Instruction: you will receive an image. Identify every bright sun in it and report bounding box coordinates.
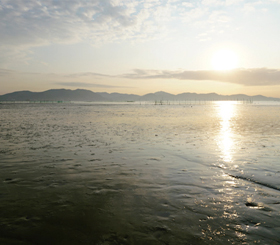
[212,49,238,70]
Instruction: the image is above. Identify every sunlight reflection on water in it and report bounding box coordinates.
[215,101,238,163]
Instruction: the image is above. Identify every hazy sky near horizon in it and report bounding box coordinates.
[1,0,280,97]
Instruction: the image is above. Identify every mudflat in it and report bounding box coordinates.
[0,102,280,244]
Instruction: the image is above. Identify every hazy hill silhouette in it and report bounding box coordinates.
[0,89,104,101]
[0,89,279,102]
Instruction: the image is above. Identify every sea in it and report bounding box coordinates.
[0,101,279,244]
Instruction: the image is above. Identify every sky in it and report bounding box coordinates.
[1,0,280,97]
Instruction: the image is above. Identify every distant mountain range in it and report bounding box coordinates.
[0,89,279,102]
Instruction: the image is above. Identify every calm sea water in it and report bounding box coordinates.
[0,101,280,244]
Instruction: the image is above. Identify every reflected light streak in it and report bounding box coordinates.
[215,101,237,163]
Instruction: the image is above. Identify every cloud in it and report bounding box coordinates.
[208,11,231,23]
[63,72,113,78]
[2,67,280,91]
[182,2,194,8]
[0,0,277,68]
[0,0,178,64]
[202,0,243,6]
[0,68,16,76]
[181,7,206,23]
[55,82,131,88]
[0,0,173,48]
[0,0,273,50]
[0,68,133,91]
[122,68,280,86]
[0,0,252,49]
[201,0,223,6]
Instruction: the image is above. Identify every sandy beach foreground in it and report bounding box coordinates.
[0,102,280,244]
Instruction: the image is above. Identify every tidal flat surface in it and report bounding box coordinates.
[0,101,280,244]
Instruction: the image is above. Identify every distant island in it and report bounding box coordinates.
[0,89,279,102]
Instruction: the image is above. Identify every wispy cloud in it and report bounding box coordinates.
[63,72,113,78]
[2,67,280,87]
[122,68,280,86]
[0,68,16,76]
[55,82,131,88]
[0,68,132,90]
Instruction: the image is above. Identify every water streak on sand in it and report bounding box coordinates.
[228,174,280,192]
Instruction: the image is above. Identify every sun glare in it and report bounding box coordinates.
[212,49,238,70]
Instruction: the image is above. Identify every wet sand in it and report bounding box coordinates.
[0,102,280,244]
